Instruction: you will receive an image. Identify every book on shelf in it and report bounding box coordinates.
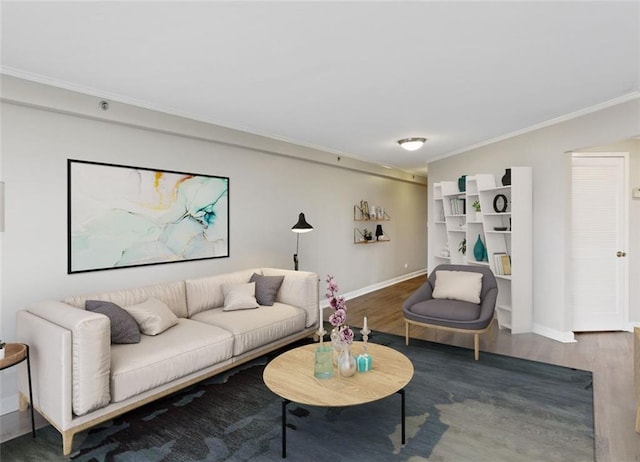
[492,253,511,275]
[449,198,466,215]
[501,255,512,275]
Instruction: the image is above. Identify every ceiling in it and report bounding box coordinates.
[1,1,638,176]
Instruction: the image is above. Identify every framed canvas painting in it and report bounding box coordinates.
[68,159,229,273]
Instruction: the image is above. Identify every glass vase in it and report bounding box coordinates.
[330,328,342,365]
[337,345,356,378]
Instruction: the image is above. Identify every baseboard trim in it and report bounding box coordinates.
[533,323,576,343]
[320,269,427,309]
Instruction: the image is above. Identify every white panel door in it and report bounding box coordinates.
[571,154,627,331]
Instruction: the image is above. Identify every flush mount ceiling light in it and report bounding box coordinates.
[397,137,427,151]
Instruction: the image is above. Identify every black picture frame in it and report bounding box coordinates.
[68,159,229,273]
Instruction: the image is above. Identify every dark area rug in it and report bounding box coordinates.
[1,332,594,461]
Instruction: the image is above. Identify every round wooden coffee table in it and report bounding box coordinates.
[263,341,414,458]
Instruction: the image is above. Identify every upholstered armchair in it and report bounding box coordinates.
[403,264,498,360]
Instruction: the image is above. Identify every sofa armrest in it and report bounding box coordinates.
[20,301,111,417]
[17,310,74,430]
[261,268,320,328]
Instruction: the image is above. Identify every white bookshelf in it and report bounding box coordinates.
[428,167,533,333]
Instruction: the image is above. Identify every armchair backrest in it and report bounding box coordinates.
[428,264,497,301]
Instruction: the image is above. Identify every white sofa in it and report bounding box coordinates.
[16,267,319,455]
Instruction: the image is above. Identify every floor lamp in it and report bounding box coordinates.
[291,212,313,270]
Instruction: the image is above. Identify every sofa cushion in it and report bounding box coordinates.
[123,297,179,336]
[432,270,483,304]
[222,282,259,311]
[85,300,141,344]
[185,269,260,317]
[64,280,189,318]
[250,273,284,306]
[110,318,234,402]
[190,303,306,356]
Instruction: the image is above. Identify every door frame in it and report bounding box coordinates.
[570,152,630,331]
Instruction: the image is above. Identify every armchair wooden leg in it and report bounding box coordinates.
[474,334,479,361]
[636,406,640,433]
[405,321,410,345]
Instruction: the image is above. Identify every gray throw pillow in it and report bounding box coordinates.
[250,273,285,306]
[86,300,141,344]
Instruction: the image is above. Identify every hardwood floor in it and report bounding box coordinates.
[2,275,638,461]
[340,275,640,462]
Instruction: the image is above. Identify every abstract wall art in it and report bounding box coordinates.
[68,159,229,273]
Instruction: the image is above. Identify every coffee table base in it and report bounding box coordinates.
[279,388,407,459]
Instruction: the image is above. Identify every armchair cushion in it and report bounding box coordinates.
[409,299,481,322]
[432,270,483,304]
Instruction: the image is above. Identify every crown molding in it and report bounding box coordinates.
[428,91,640,163]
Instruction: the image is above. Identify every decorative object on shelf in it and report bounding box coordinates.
[375,224,384,240]
[458,175,467,192]
[473,234,487,262]
[354,203,389,221]
[356,317,372,372]
[291,212,314,270]
[493,227,508,231]
[493,194,508,213]
[326,275,354,370]
[363,228,373,240]
[397,137,427,151]
[441,243,450,258]
[359,200,370,219]
[458,238,466,255]
[472,200,482,221]
[0,340,5,359]
[501,168,512,186]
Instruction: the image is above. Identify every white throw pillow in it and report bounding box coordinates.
[123,297,179,335]
[432,270,483,304]
[222,282,259,311]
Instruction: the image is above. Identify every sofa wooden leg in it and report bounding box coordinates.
[636,406,640,433]
[405,322,410,345]
[474,334,479,361]
[63,431,74,456]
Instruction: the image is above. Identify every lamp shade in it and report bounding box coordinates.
[397,137,427,151]
[291,212,313,233]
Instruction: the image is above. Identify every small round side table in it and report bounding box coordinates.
[0,343,35,438]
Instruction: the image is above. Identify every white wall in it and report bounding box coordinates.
[427,98,640,342]
[0,77,427,413]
